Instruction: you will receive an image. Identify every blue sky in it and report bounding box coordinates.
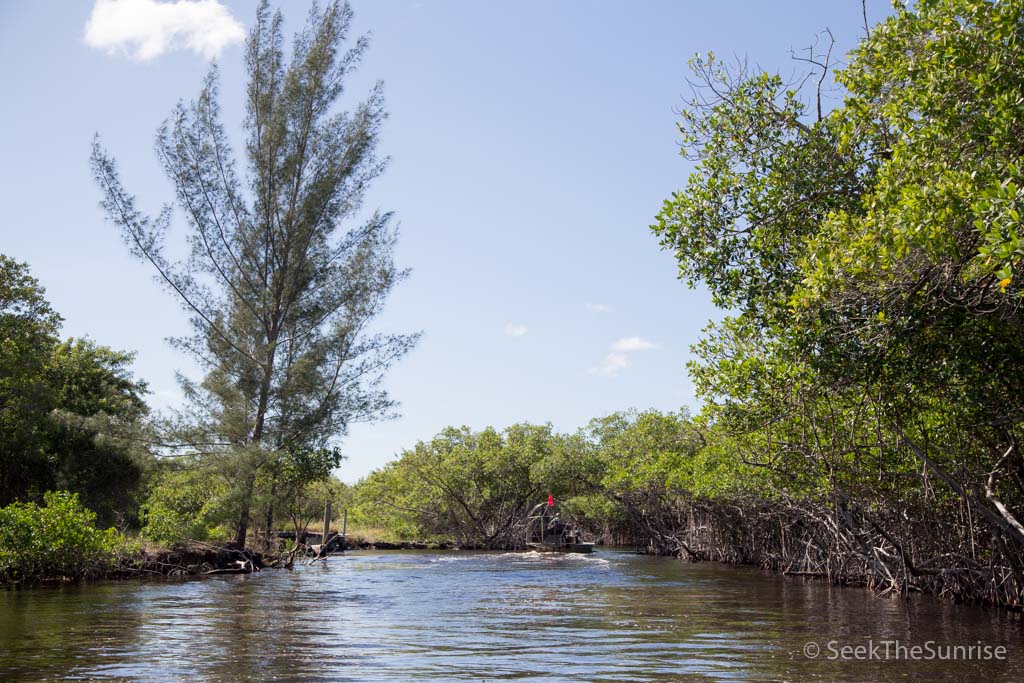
[0,0,888,481]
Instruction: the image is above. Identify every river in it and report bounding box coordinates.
[0,549,1020,681]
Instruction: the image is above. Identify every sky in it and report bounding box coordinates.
[0,0,889,482]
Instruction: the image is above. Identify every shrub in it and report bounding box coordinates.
[0,491,121,582]
[141,469,228,545]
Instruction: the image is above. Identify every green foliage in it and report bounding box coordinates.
[259,446,344,534]
[352,424,584,546]
[557,494,620,527]
[651,53,868,323]
[788,1,1024,415]
[141,468,229,545]
[592,410,699,493]
[0,256,151,526]
[0,491,121,582]
[46,339,151,527]
[0,256,62,503]
[351,413,708,546]
[349,462,429,539]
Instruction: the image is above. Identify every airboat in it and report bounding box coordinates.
[522,498,595,553]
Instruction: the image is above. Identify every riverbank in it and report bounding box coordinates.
[630,501,1024,613]
[112,543,267,579]
[0,536,464,586]
[0,543,271,586]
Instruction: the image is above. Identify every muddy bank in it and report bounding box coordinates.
[0,544,272,587]
[117,537,457,579]
[113,543,267,578]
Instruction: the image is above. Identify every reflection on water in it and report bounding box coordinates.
[0,550,1020,681]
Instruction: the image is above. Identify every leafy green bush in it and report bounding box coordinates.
[0,491,121,582]
[141,469,228,545]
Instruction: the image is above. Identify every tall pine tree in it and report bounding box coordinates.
[92,1,418,546]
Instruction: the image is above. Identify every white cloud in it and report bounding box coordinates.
[505,323,528,337]
[610,336,658,352]
[589,352,630,377]
[590,336,658,377]
[84,0,245,61]
[586,303,611,313]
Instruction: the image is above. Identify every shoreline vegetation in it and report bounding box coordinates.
[4,0,1024,619]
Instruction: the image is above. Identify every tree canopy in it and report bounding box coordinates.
[0,256,150,526]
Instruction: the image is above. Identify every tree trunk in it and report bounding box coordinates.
[233,339,278,550]
[234,351,277,549]
[264,480,277,546]
[233,475,256,547]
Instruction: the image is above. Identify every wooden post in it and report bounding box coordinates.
[341,509,348,552]
[323,499,332,544]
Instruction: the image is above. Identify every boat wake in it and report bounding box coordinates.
[496,550,610,565]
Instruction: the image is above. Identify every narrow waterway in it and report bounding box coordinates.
[0,550,1020,681]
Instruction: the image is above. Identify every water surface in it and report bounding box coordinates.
[1,550,1020,681]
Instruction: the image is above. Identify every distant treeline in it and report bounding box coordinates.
[345,412,704,552]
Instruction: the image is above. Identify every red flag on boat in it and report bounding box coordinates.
[547,494,554,506]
